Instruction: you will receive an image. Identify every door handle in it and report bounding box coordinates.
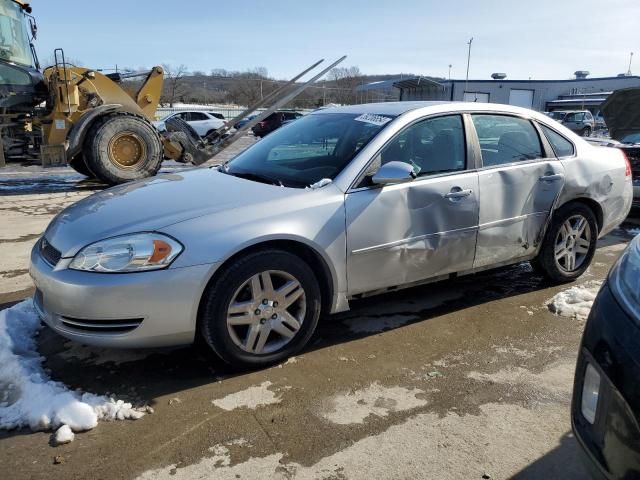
[539,173,564,182]
[444,188,473,200]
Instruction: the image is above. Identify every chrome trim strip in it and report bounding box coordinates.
[351,211,549,255]
[478,211,548,230]
[351,225,478,255]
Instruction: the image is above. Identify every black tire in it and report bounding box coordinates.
[535,202,598,283]
[581,126,592,137]
[199,249,321,368]
[68,154,94,177]
[84,113,162,184]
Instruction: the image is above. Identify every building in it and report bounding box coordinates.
[393,74,640,113]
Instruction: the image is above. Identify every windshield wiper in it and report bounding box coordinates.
[224,170,284,187]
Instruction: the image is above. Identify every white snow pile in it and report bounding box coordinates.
[0,300,145,440]
[308,178,332,189]
[547,281,602,321]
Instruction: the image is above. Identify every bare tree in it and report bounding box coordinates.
[161,64,188,107]
[326,66,363,105]
[226,67,273,106]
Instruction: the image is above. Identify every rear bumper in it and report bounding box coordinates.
[571,282,640,479]
[29,243,218,348]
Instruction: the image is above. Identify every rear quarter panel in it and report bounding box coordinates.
[558,142,632,236]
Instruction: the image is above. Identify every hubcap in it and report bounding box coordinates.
[554,215,591,272]
[226,270,306,354]
[107,131,146,169]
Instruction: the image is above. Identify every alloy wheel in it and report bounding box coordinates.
[554,214,591,272]
[226,270,306,354]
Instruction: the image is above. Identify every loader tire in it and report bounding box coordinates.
[84,113,162,184]
[68,155,93,178]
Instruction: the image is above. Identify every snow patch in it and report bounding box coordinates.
[547,281,602,321]
[212,381,281,411]
[308,178,332,189]
[0,301,145,433]
[321,382,427,425]
[53,424,74,445]
[627,227,640,236]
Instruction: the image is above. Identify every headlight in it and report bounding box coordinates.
[69,233,183,273]
[609,234,640,318]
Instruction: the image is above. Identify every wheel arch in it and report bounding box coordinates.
[67,104,158,160]
[196,238,337,326]
[558,197,604,234]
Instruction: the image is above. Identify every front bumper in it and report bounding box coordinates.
[29,242,218,348]
[572,281,640,479]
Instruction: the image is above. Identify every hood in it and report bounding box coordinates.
[45,168,298,257]
[600,88,640,142]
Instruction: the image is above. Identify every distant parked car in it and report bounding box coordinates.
[572,233,640,479]
[546,110,595,136]
[252,111,303,137]
[234,114,258,131]
[154,111,225,137]
[31,102,632,368]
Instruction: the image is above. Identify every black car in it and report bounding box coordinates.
[572,233,640,479]
[251,111,302,137]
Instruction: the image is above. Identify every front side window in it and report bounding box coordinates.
[472,114,543,167]
[376,115,466,177]
[189,112,208,121]
[226,112,394,188]
[540,124,575,157]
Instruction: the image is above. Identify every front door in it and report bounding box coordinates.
[345,114,479,295]
[470,113,566,268]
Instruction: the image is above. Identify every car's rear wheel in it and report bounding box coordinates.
[581,126,592,137]
[534,202,598,282]
[199,249,321,368]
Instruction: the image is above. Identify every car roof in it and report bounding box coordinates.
[310,101,552,119]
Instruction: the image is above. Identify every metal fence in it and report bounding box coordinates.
[155,105,311,120]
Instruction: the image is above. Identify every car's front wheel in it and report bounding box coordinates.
[581,126,592,137]
[534,202,598,282]
[199,249,321,368]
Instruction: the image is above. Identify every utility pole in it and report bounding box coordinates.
[627,52,634,76]
[448,64,452,81]
[465,37,473,97]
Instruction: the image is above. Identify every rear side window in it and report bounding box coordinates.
[471,114,543,167]
[540,124,575,157]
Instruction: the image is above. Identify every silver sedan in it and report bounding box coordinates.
[30,102,633,367]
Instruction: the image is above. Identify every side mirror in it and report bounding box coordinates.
[371,161,417,186]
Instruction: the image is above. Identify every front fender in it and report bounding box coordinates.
[66,104,122,158]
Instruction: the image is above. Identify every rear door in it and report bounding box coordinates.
[563,112,584,133]
[470,113,565,268]
[345,114,479,294]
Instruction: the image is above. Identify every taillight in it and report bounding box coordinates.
[622,150,632,177]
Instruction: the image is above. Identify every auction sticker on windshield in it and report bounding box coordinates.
[353,113,393,126]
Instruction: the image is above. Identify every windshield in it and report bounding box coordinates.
[0,1,32,66]
[225,112,395,187]
[547,111,566,121]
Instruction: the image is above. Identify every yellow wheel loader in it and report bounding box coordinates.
[0,0,344,184]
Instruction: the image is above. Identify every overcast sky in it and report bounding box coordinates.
[32,0,639,80]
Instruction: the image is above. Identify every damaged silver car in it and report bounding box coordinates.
[30,102,633,367]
